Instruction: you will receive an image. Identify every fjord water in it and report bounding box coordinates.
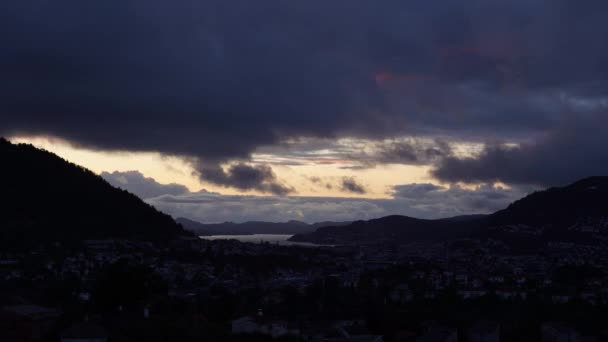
[199,234,322,247]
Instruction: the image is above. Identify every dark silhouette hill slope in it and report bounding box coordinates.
[289,215,485,244]
[0,138,191,246]
[488,176,608,227]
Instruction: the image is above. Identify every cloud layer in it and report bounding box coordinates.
[148,183,528,223]
[101,171,189,199]
[101,171,529,223]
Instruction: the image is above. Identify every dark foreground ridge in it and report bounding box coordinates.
[0,138,191,247]
[290,176,608,245]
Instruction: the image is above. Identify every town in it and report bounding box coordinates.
[2,230,607,341]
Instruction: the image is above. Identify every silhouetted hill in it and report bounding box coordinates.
[0,138,191,247]
[177,217,351,236]
[488,176,608,227]
[290,177,608,245]
[289,215,483,245]
[476,176,608,249]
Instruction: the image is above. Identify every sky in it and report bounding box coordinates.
[2,0,608,223]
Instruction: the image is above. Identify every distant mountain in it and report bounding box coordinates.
[290,177,608,245]
[0,138,191,247]
[177,217,351,236]
[175,217,221,236]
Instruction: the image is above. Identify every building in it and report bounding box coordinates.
[231,315,300,338]
[61,321,108,342]
[312,321,383,342]
[417,323,457,342]
[468,321,500,342]
[541,322,581,342]
[0,304,60,341]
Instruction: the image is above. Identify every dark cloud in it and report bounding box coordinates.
[432,115,608,187]
[101,170,189,199]
[260,137,455,170]
[2,0,608,185]
[0,3,604,141]
[340,177,366,194]
[195,162,293,196]
[0,0,379,160]
[377,140,452,164]
[309,176,322,184]
[308,176,333,190]
[345,139,453,169]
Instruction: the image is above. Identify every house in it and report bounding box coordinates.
[83,239,118,252]
[389,284,413,304]
[551,295,572,304]
[468,321,500,342]
[458,289,487,299]
[495,289,527,300]
[416,328,457,342]
[311,321,383,342]
[231,315,300,338]
[541,322,581,342]
[61,321,108,342]
[0,304,60,341]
